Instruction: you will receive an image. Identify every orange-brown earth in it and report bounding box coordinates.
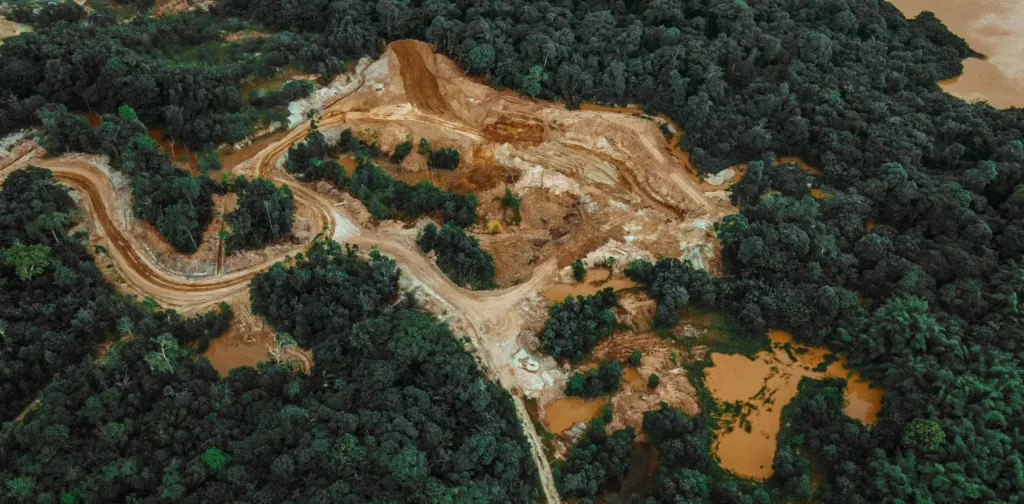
[1,40,744,503]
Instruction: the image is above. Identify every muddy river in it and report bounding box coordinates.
[703,330,882,480]
[541,268,637,303]
[891,0,1024,108]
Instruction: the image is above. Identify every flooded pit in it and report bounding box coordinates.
[542,396,608,433]
[201,336,269,376]
[542,268,637,303]
[891,0,1024,108]
[703,330,882,480]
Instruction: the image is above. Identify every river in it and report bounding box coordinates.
[890,0,1024,108]
[703,330,883,480]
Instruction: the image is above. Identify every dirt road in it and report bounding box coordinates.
[0,40,740,504]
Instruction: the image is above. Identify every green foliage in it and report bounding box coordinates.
[554,417,634,501]
[225,176,294,253]
[0,236,541,502]
[201,447,229,471]
[572,259,587,282]
[540,287,618,361]
[495,188,522,223]
[903,418,946,452]
[648,373,660,388]
[285,128,479,227]
[250,238,399,347]
[417,223,495,290]
[390,138,413,163]
[627,258,717,328]
[0,168,231,421]
[565,360,622,397]
[248,79,315,108]
[417,137,431,156]
[427,146,460,170]
[2,242,53,280]
[628,350,642,367]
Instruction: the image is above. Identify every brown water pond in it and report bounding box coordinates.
[703,330,883,480]
[542,396,608,433]
[201,337,269,376]
[891,0,1024,108]
[542,268,637,303]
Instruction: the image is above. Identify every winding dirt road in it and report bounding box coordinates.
[0,40,736,504]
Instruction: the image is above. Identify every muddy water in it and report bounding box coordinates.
[201,337,269,376]
[891,0,1024,108]
[703,330,882,480]
[542,268,637,303]
[623,366,645,390]
[542,396,607,433]
[338,153,358,176]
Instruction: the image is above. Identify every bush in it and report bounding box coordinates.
[565,360,622,397]
[572,259,587,282]
[428,147,461,170]
[648,373,660,388]
[391,139,412,162]
[628,350,642,367]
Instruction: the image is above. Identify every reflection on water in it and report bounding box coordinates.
[891,0,1024,108]
[603,442,657,504]
[542,268,637,303]
[542,396,607,433]
[703,330,883,480]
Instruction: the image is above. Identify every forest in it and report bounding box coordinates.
[285,124,479,227]
[416,222,495,290]
[1,234,541,503]
[2,0,1024,501]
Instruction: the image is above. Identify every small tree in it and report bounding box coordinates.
[202,447,230,471]
[628,350,642,367]
[648,373,660,388]
[428,147,460,170]
[418,137,431,156]
[903,418,945,452]
[2,242,53,280]
[572,259,587,282]
[391,138,413,163]
[495,188,522,223]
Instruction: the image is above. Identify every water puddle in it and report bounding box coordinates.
[891,0,1024,108]
[201,337,269,376]
[623,366,645,390]
[703,330,882,480]
[542,268,637,303]
[339,153,358,176]
[542,396,608,433]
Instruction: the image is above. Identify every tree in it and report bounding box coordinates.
[417,223,495,290]
[2,242,52,280]
[903,419,945,452]
[572,259,587,282]
[225,177,294,252]
[540,288,618,361]
[565,360,622,397]
[648,373,660,388]
[628,350,642,367]
[522,65,546,98]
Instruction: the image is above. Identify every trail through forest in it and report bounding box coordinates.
[0,40,740,504]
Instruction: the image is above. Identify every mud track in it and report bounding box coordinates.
[1,40,739,504]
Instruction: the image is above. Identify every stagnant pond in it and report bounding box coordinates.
[891,0,1024,108]
[703,330,883,480]
[541,268,637,303]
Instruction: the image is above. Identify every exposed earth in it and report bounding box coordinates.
[0,39,738,503]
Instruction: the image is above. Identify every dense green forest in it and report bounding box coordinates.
[0,168,231,422]
[0,1,346,148]
[4,0,1024,501]
[1,236,540,502]
[416,222,496,290]
[540,287,618,361]
[224,176,294,253]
